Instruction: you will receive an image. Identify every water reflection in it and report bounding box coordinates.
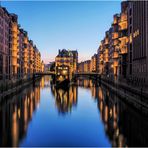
[0,80,41,147]
[77,78,148,147]
[77,78,123,146]
[0,76,147,147]
[50,81,78,114]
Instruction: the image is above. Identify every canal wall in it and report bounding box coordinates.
[100,76,148,114]
[0,76,41,100]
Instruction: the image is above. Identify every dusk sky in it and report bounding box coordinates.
[2,1,121,64]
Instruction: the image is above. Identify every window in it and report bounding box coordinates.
[130,18,132,25]
[5,56,8,74]
[0,54,3,74]
[130,26,132,33]
[130,52,132,63]
[130,43,132,51]
[129,8,132,16]
[130,64,132,75]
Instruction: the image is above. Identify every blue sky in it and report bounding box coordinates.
[1,1,121,63]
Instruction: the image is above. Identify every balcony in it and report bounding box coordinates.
[104,49,109,54]
[23,63,28,67]
[100,61,104,64]
[99,54,103,58]
[29,50,34,54]
[17,63,20,67]
[119,37,128,45]
[120,13,127,22]
[120,46,128,55]
[99,50,103,54]
[112,51,119,59]
[11,58,17,65]
[12,52,17,57]
[23,57,28,62]
[11,46,18,51]
[119,21,127,31]
[12,33,18,39]
[23,55,28,59]
[100,56,103,61]
[113,39,119,46]
[104,57,109,63]
[12,26,17,32]
[29,56,34,60]
[112,32,118,39]
[113,19,118,25]
[103,54,109,60]
[23,49,28,54]
[104,38,109,45]
[12,40,18,45]
[113,60,119,67]
[30,65,33,69]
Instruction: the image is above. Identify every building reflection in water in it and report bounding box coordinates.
[40,76,51,89]
[0,79,41,147]
[0,77,148,147]
[50,81,78,114]
[77,78,148,147]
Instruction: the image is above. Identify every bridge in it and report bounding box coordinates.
[73,72,101,81]
[34,71,101,77]
[74,72,100,77]
[33,71,55,78]
[33,71,101,81]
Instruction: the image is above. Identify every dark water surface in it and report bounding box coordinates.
[0,76,148,147]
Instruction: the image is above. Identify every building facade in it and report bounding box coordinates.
[95,1,148,88]
[84,60,91,72]
[10,14,19,79]
[97,1,128,79]
[78,60,91,73]
[28,40,34,76]
[0,6,44,82]
[55,49,78,79]
[0,7,10,80]
[91,54,97,72]
[127,1,148,86]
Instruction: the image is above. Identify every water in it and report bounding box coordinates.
[0,76,148,147]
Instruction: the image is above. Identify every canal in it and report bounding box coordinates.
[0,76,148,147]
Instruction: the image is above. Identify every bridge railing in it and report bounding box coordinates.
[34,71,55,75]
[74,72,100,75]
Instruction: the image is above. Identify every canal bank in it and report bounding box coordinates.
[99,76,148,114]
[0,76,41,100]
